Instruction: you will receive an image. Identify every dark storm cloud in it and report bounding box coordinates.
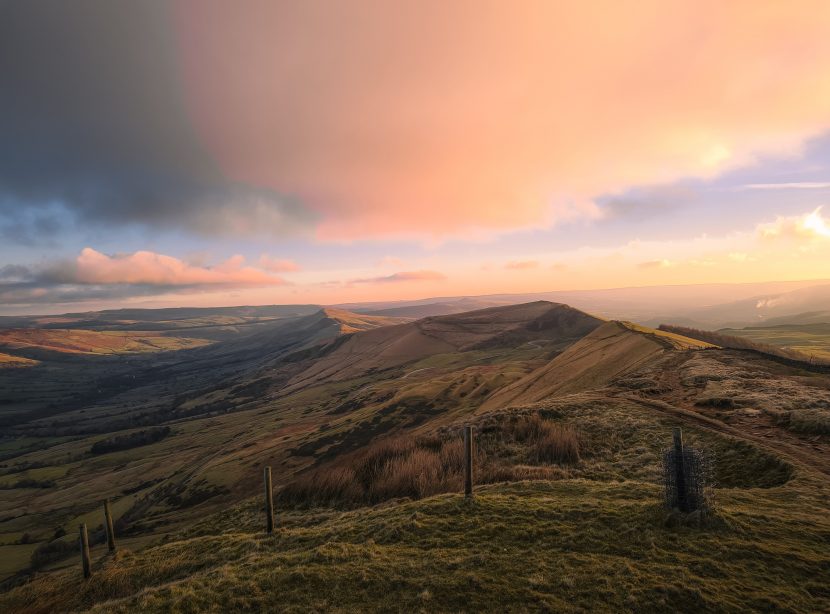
[0,0,314,237]
[0,264,32,280]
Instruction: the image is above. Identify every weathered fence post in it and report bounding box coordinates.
[264,466,275,534]
[79,523,91,579]
[673,427,689,512]
[103,499,116,553]
[464,425,474,498]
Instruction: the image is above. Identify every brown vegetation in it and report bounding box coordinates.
[280,414,581,508]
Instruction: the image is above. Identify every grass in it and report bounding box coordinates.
[766,408,830,435]
[0,381,824,611]
[2,474,829,613]
[280,413,583,507]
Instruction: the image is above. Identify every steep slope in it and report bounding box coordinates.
[281,302,603,391]
[0,309,401,432]
[195,307,408,361]
[481,320,711,410]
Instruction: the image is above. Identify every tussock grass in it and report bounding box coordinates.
[280,436,471,507]
[279,397,789,510]
[280,412,585,508]
[767,407,830,435]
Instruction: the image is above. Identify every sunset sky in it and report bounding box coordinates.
[2,1,830,314]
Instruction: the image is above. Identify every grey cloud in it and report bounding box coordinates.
[600,185,696,222]
[0,281,157,306]
[0,1,315,237]
[0,264,32,280]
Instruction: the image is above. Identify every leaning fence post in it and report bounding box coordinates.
[464,425,474,498]
[264,466,275,534]
[103,499,116,553]
[79,523,91,579]
[673,427,689,512]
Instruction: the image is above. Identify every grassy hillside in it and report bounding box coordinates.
[3,301,829,610]
[2,396,827,613]
[481,321,710,411]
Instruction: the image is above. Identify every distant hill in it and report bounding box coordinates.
[761,311,830,326]
[0,304,323,342]
[360,299,503,319]
[653,283,830,329]
[6,278,830,333]
[338,279,830,327]
[279,302,603,392]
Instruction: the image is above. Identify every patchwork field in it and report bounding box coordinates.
[0,329,211,357]
[720,322,830,362]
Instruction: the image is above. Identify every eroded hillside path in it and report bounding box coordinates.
[615,350,830,478]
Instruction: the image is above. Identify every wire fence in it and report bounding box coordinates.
[662,444,713,513]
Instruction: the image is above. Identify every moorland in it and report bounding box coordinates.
[0,297,828,612]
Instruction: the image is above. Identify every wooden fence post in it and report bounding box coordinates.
[464,425,474,498]
[103,499,116,552]
[264,466,275,534]
[673,427,689,512]
[79,523,91,579]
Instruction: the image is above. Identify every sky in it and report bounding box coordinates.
[2,0,830,314]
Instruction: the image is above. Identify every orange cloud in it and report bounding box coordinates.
[377,256,404,268]
[258,254,301,272]
[177,1,830,241]
[350,270,446,284]
[506,260,539,270]
[66,248,285,286]
[638,259,674,269]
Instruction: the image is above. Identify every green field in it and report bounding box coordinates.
[720,323,830,362]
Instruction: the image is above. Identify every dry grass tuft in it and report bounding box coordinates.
[533,424,581,464]
[279,435,471,507]
[280,413,582,508]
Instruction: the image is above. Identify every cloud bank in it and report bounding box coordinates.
[3,1,830,244]
[0,248,289,306]
[177,0,830,240]
[350,270,446,284]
